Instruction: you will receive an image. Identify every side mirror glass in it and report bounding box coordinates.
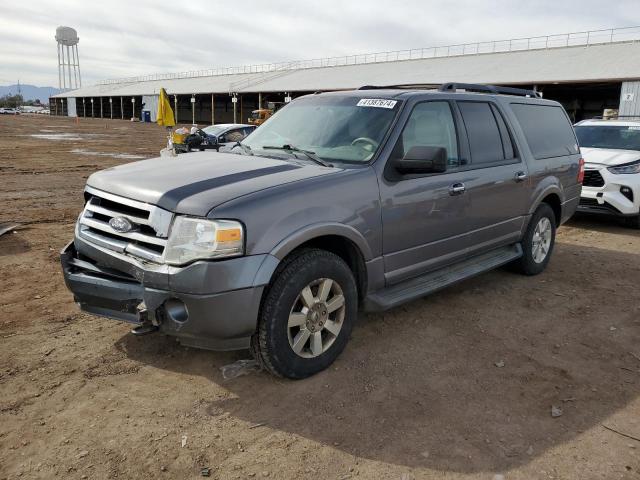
[395,146,447,174]
[217,135,224,143]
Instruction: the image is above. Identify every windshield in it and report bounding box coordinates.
[575,125,640,151]
[202,125,227,136]
[242,95,401,163]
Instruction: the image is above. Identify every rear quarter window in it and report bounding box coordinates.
[510,103,579,159]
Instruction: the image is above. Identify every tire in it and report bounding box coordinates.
[624,215,640,229]
[251,249,357,379]
[512,203,557,276]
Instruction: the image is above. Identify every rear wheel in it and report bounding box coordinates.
[512,203,557,276]
[252,249,357,379]
[624,215,640,229]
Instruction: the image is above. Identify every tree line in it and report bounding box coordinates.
[0,94,47,108]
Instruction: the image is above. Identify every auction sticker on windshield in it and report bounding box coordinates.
[357,99,397,109]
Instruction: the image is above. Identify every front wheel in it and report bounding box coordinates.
[512,203,557,276]
[624,215,640,229]
[252,249,357,379]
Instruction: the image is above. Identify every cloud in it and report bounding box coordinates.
[0,0,638,87]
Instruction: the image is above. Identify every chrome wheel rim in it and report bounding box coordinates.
[532,217,552,263]
[287,278,345,358]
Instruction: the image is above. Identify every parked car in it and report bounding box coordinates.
[61,83,582,379]
[0,108,19,115]
[174,124,256,153]
[574,118,640,228]
[248,109,273,126]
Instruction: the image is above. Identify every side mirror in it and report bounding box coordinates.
[395,146,447,174]
[217,135,224,144]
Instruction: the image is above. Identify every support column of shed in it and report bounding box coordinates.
[174,95,178,124]
[232,93,237,123]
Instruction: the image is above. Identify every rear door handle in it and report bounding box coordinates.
[449,183,466,195]
[515,171,528,182]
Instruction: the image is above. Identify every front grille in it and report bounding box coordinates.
[579,198,599,207]
[578,197,621,214]
[582,169,605,187]
[69,252,139,284]
[78,186,173,262]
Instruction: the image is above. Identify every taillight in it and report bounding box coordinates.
[577,158,585,183]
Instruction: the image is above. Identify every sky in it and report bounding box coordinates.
[0,0,638,87]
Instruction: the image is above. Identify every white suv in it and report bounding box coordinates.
[575,119,640,228]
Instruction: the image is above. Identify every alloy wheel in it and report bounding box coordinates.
[287,278,346,358]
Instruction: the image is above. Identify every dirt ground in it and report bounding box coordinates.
[1,114,639,480]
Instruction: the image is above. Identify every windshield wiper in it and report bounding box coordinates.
[262,144,332,167]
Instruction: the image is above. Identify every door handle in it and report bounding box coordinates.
[515,171,528,182]
[449,183,466,195]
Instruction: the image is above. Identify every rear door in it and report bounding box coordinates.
[452,100,530,246]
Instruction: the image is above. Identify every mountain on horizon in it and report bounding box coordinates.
[0,84,61,102]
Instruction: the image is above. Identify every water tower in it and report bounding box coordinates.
[55,26,81,90]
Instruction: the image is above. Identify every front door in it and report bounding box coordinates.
[379,100,473,284]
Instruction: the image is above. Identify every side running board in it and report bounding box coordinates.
[364,243,523,312]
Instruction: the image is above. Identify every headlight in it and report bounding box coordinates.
[164,217,244,265]
[608,159,640,174]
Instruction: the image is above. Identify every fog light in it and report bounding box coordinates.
[164,299,188,324]
[620,186,634,202]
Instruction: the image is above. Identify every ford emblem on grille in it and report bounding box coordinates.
[109,216,134,233]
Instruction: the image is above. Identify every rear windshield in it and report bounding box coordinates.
[575,125,640,151]
[510,103,579,159]
[202,125,226,136]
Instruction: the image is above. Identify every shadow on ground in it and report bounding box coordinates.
[0,233,31,256]
[115,241,640,473]
[568,213,640,237]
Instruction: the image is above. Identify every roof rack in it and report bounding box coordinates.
[589,115,640,120]
[357,84,439,90]
[438,83,542,98]
[357,82,542,98]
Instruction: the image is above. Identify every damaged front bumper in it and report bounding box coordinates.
[60,238,279,351]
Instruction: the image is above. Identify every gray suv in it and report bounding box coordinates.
[61,83,583,378]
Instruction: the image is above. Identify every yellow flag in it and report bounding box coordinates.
[157,88,175,127]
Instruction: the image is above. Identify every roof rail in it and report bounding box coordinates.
[439,83,542,98]
[588,115,640,120]
[357,84,439,90]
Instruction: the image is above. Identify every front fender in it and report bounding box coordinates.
[269,222,374,261]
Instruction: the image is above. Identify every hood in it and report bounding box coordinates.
[581,147,640,167]
[86,152,339,216]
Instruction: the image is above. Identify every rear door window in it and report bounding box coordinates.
[510,103,579,159]
[457,101,515,166]
[490,104,516,160]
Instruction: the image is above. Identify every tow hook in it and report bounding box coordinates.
[130,302,159,336]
